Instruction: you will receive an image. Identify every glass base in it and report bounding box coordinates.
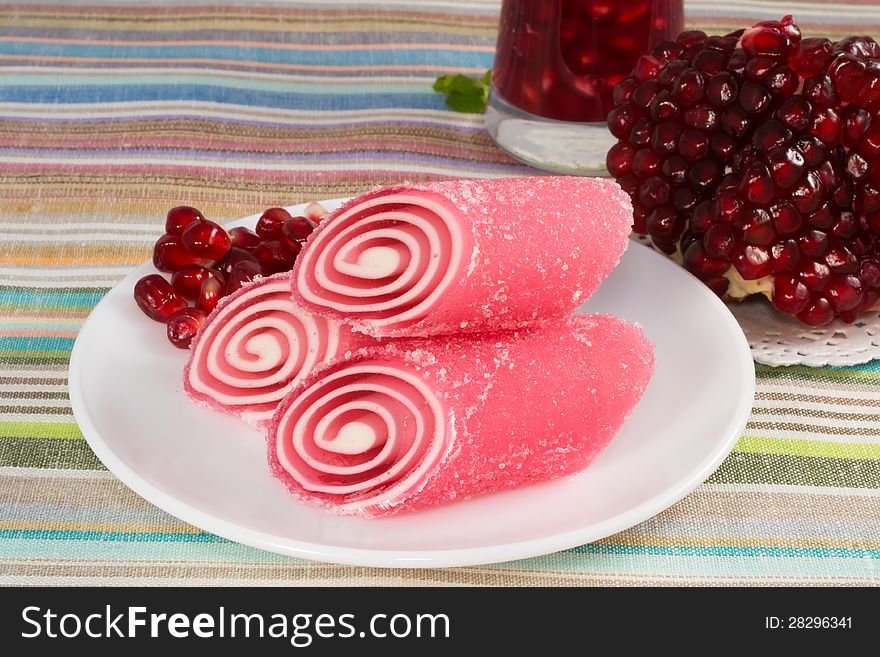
[485,86,615,175]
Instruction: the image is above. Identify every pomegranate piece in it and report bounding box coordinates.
[197,276,225,314]
[228,226,261,252]
[165,206,204,235]
[226,260,263,294]
[166,308,207,349]
[608,16,880,325]
[152,233,209,273]
[134,274,187,323]
[606,17,802,244]
[255,208,292,240]
[181,218,231,260]
[254,239,299,274]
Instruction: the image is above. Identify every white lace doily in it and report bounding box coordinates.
[629,236,880,367]
[728,298,880,367]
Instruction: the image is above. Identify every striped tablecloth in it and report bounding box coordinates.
[1,0,878,586]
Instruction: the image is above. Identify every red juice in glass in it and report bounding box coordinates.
[486,0,684,172]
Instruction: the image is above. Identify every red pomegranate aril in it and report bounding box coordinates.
[739,162,775,204]
[772,274,810,314]
[217,247,261,276]
[648,90,680,121]
[646,207,683,246]
[608,104,638,138]
[632,81,661,109]
[825,274,864,311]
[720,106,751,138]
[688,159,721,191]
[752,119,792,151]
[841,107,872,149]
[134,274,187,323]
[651,122,683,155]
[638,176,671,209]
[797,297,835,325]
[171,264,214,301]
[825,243,859,273]
[152,233,208,273]
[164,206,204,235]
[254,239,299,274]
[791,38,833,77]
[830,56,867,102]
[798,229,830,257]
[225,260,263,294]
[775,96,811,131]
[613,79,638,105]
[634,54,664,82]
[672,187,698,214]
[771,239,800,273]
[661,155,688,184]
[740,21,793,57]
[606,142,637,176]
[736,207,776,245]
[769,199,803,234]
[797,259,831,291]
[732,243,774,279]
[738,80,772,114]
[802,74,837,106]
[632,148,662,177]
[703,223,735,258]
[181,218,231,260]
[629,117,654,146]
[683,240,729,276]
[678,129,710,162]
[711,132,737,160]
[255,207,293,240]
[166,308,207,349]
[692,48,726,74]
[810,107,842,145]
[197,276,224,314]
[672,69,706,104]
[766,147,804,188]
[228,226,261,252]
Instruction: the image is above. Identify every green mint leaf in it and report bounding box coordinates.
[432,70,491,114]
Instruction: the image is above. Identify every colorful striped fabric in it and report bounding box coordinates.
[1,0,879,586]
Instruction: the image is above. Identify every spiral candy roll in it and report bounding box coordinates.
[292,176,633,337]
[269,315,654,517]
[185,273,377,427]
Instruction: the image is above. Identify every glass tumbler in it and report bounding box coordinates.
[486,0,684,173]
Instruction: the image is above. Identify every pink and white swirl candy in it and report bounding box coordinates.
[184,272,376,427]
[269,315,654,517]
[292,176,633,337]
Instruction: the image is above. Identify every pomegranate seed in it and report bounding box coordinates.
[741,23,793,58]
[228,226,261,251]
[638,176,671,209]
[254,240,299,274]
[606,142,637,176]
[165,206,204,235]
[798,297,835,325]
[217,247,261,276]
[633,54,664,82]
[683,240,729,276]
[775,96,812,131]
[632,148,662,177]
[166,308,208,349]
[197,276,224,314]
[772,239,801,273]
[798,260,831,291]
[772,274,810,314]
[171,264,215,301]
[732,243,773,279]
[152,233,208,273]
[703,223,735,258]
[303,201,328,222]
[255,208,293,240]
[825,274,864,311]
[736,208,775,245]
[133,274,187,323]
[226,260,263,294]
[180,219,231,260]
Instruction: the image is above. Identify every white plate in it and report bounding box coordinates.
[69,198,755,568]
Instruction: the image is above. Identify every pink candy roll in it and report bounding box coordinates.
[184,273,378,427]
[292,176,632,337]
[269,314,654,517]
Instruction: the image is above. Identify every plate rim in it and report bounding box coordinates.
[68,199,755,568]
